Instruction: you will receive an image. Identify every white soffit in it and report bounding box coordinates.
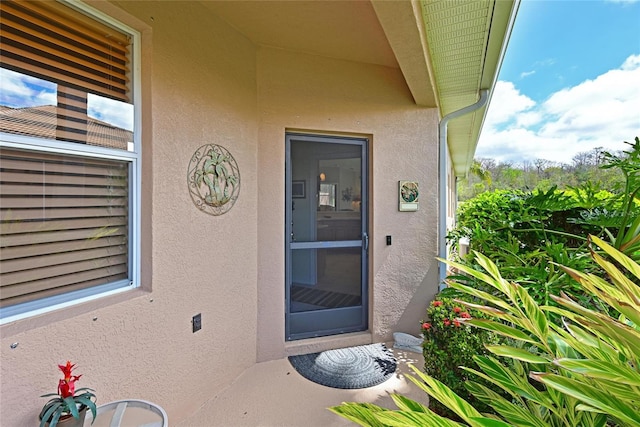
[198,0,516,176]
[420,0,517,176]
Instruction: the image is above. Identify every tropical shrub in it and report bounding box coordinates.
[330,236,640,426]
[421,297,502,418]
[447,137,640,312]
[600,137,640,261]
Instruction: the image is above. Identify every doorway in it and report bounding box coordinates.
[285,133,368,340]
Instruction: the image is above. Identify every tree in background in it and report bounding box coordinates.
[458,146,625,201]
[449,137,640,312]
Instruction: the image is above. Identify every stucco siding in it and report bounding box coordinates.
[255,47,440,360]
[1,1,258,425]
[1,2,441,425]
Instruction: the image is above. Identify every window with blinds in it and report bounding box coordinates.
[0,0,134,149]
[0,148,129,308]
[0,0,139,321]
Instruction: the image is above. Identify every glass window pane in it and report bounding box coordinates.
[0,147,130,308]
[0,68,134,151]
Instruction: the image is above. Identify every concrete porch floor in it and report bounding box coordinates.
[177,344,427,427]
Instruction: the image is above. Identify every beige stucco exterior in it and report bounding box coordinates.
[256,46,440,359]
[0,1,516,425]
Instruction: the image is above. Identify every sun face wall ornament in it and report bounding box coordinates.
[399,180,419,211]
[188,144,240,216]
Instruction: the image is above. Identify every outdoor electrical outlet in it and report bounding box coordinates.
[192,313,202,333]
[386,235,392,246]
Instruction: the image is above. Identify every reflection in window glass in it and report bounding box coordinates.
[0,68,134,151]
[0,0,138,321]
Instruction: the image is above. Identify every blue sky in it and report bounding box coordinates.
[0,68,133,132]
[477,0,640,164]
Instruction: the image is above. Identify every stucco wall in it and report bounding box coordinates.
[256,47,440,360]
[0,2,258,425]
[1,2,441,425]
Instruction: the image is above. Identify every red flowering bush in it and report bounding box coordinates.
[421,297,502,418]
[39,361,97,427]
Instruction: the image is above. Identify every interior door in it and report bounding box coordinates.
[285,133,368,340]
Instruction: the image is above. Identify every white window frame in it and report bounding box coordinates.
[0,0,142,324]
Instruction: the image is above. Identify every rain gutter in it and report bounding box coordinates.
[438,89,489,290]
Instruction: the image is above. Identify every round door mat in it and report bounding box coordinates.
[288,343,397,389]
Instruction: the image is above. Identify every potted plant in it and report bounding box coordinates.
[39,361,97,427]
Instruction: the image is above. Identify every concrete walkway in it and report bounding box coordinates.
[178,345,427,427]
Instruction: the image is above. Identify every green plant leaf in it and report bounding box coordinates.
[468,357,553,407]
[328,403,389,427]
[375,410,466,427]
[39,402,62,427]
[49,410,62,427]
[75,396,97,421]
[468,417,513,427]
[40,393,61,398]
[591,235,640,281]
[466,381,548,427]
[440,257,509,297]
[405,365,484,422]
[554,358,640,387]
[389,394,429,413]
[466,319,537,343]
[485,345,548,364]
[552,294,640,359]
[472,252,512,295]
[445,282,513,312]
[531,372,640,425]
[448,298,523,329]
[514,285,548,342]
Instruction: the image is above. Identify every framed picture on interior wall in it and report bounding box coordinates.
[292,180,306,198]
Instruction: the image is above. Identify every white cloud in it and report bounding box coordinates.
[621,54,640,69]
[0,68,56,107]
[605,0,640,4]
[0,68,133,132]
[88,94,134,132]
[520,70,536,78]
[483,81,536,127]
[478,54,640,164]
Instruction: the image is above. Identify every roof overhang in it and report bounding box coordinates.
[429,0,519,177]
[375,0,519,176]
[201,0,518,176]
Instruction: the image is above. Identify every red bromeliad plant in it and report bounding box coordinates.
[421,297,503,418]
[39,361,97,427]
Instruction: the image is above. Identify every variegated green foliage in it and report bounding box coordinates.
[600,137,640,260]
[331,236,639,426]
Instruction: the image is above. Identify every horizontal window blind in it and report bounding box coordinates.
[0,0,133,147]
[0,0,131,102]
[0,147,129,308]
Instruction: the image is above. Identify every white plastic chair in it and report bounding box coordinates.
[84,399,168,427]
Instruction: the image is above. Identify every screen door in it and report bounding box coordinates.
[285,133,368,340]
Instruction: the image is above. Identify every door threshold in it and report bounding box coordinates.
[285,331,372,357]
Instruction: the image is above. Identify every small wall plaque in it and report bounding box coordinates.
[187,144,240,216]
[399,180,419,211]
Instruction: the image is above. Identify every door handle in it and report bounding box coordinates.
[363,232,369,251]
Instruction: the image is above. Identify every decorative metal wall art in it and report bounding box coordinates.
[187,144,240,216]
